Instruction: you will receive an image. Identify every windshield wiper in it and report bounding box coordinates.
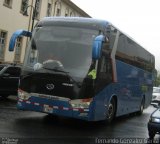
[43,67,81,88]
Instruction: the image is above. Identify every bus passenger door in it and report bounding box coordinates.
[95,41,113,91]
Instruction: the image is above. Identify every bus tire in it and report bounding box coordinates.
[44,114,58,122]
[106,98,116,123]
[149,131,155,139]
[137,97,145,115]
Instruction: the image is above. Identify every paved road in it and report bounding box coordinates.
[0,96,159,144]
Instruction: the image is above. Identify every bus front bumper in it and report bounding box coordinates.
[17,97,92,121]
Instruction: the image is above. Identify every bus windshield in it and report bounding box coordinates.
[24,26,98,80]
[153,87,160,93]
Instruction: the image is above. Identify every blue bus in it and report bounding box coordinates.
[9,17,155,122]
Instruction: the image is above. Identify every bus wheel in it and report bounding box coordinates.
[149,131,155,139]
[138,97,144,115]
[106,99,116,123]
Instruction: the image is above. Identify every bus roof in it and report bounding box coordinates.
[37,17,110,32]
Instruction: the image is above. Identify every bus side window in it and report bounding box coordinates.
[96,42,112,90]
[99,54,112,81]
[101,42,112,77]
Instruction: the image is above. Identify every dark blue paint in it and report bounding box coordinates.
[92,60,153,121]
[17,96,90,121]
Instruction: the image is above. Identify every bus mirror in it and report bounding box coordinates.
[9,30,32,51]
[92,35,105,60]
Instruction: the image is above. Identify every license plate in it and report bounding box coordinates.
[43,105,53,113]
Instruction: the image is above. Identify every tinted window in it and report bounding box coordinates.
[96,43,112,91]
[153,88,160,93]
[4,67,21,77]
[24,26,98,79]
[116,33,154,72]
[0,65,4,71]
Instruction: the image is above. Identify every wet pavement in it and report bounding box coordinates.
[0,96,159,144]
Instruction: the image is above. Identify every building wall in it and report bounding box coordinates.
[0,0,90,64]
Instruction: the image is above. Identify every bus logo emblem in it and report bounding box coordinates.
[46,84,54,90]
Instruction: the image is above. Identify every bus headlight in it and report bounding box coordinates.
[151,117,160,123]
[18,89,31,100]
[70,98,92,109]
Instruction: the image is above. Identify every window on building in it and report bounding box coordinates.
[65,8,69,17]
[3,0,13,8]
[20,0,29,13]
[0,31,7,61]
[70,11,75,17]
[14,37,23,63]
[56,8,60,16]
[34,0,42,19]
[46,3,52,16]
[54,0,61,16]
